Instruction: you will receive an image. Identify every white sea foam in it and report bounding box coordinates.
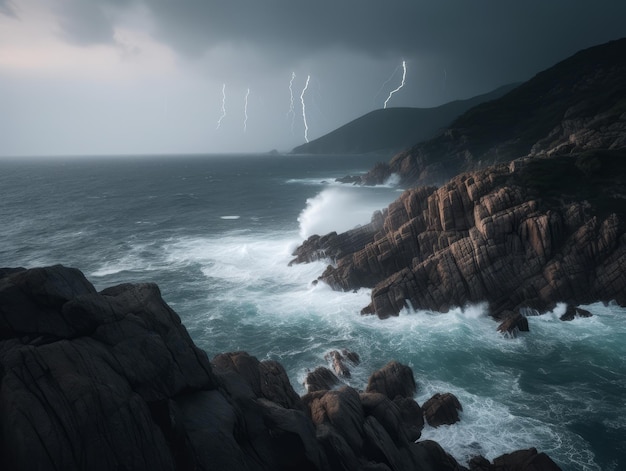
[297,187,396,238]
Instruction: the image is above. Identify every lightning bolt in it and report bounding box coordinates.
[374,64,401,105]
[243,88,250,133]
[216,83,226,130]
[287,72,296,134]
[300,75,311,143]
[383,60,407,109]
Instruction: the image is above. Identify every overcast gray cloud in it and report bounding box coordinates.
[0,0,17,18]
[1,0,625,156]
[53,1,626,71]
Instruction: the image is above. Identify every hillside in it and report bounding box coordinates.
[360,37,626,186]
[290,84,517,155]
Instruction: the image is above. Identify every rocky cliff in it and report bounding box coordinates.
[292,150,626,319]
[0,265,561,470]
[358,38,626,187]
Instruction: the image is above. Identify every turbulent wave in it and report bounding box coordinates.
[297,186,396,238]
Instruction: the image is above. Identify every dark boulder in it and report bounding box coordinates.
[422,392,463,427]
[560,305,593,321]
[365,361,417,400]
[492,447,562,470]
[212,351,304,411]
[305,366,343,393]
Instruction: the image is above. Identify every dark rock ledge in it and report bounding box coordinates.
[0,265,561,470]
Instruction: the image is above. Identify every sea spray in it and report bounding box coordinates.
[297,186,396,238]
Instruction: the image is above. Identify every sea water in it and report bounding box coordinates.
[1,154,624,470]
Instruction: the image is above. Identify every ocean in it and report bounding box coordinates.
[1,153,625,470]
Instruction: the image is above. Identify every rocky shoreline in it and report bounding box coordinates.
[0,265,561,470]
[291,151,626,322]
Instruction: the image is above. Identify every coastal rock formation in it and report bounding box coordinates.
[365,360,417,399]
[305,366,343,393]
[294,151,626,319]
[0,265,562,470]
[422,393,463,427]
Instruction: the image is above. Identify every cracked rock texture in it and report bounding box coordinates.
[294,154,626,319]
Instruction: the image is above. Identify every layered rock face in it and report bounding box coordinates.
[359,38,626,187]
[293,152,626,319]
[0,265,561,470]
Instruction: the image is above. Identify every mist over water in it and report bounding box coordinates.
[1,154,625,470]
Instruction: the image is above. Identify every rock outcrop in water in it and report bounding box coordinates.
[292,151,626,319]
[0,265,562,470]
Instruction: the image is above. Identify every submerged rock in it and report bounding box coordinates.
[496,311,530,337]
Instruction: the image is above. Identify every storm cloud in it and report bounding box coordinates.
[1,0,625,156]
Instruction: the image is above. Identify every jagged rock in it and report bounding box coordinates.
[365,361,417,399]
[497,311,530,337]
[0,265,562,470]
[559,305,593,321]
[492,447,562,470]
[290,210,386,266]
[293,153,626,320]
[342,348,361,366]
[0,266,218,471]
[305,366,343,393]
[422,393,463,427]
[325,349,360,378]
[212,351,304,411]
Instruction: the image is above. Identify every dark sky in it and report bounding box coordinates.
[1,0,625,156]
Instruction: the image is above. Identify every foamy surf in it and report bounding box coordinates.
[297,186,397,238]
